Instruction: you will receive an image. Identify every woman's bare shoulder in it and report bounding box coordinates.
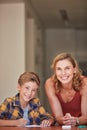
[81,76,87,85]
[80,76,87,94]
[45,76,54,87]
[82,76,87,81]
[45,76,55,93]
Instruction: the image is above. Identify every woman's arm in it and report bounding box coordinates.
[65,77,87,126]
[79,77,87,124]
[45,78,64,124]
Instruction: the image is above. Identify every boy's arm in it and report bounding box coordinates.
[0,98,10,119]
[0,118,27,126]
[37,98,55,125]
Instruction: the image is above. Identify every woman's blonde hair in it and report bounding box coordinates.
[51,52,82,91]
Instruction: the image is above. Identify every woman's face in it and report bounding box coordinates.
[55,59,76,84]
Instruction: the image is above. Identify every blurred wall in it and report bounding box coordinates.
[0,3,25,103]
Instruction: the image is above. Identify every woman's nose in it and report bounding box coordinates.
[62,70,66,74]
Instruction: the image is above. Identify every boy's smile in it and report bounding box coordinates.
[18,81,38,107]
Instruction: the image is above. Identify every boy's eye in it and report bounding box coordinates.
[25,86,29,90]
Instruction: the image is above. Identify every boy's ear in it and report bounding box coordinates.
[17,84,21,91]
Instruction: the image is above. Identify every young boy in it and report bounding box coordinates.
[0,72,55,127]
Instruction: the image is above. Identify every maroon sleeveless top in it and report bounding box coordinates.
[56,91,81,117]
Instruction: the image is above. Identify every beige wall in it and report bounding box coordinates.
[26,19,36,72]
[0,3,25,103]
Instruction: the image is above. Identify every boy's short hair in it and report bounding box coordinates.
[18,72,40,86]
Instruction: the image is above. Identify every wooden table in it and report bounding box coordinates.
[0,126,87,130]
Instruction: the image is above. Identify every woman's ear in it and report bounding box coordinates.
[74,67,77,74]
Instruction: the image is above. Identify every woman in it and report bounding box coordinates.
[45,52,87,126]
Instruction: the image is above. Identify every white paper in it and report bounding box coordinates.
[62,125,71,129]
[25,125,41,127]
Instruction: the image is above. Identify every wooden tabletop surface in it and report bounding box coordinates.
[0,126,87,130]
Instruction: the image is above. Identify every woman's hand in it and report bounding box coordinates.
[63,113,77,126]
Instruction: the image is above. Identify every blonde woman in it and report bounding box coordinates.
[45,53,87,126]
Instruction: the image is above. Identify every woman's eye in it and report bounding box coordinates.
[66,67,70,70]
[56,68,61,71]
[32,89,36,92]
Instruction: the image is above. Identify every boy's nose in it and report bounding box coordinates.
[27,90,32,94]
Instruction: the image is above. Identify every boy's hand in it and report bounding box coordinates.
[40,119,54,127]
[16,118,28,127]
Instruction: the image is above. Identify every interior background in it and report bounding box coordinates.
[0,0,87,113]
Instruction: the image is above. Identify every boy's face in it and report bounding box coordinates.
[18,81,38,103]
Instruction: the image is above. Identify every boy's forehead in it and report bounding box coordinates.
[24,81,39,88]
